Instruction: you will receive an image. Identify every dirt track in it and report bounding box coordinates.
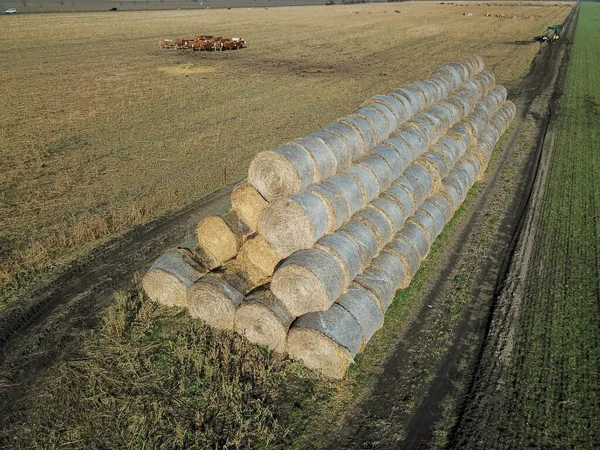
[0,184,233,421]
[328,6,578,449]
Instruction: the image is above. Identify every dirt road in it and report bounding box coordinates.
[328,6,578,449]
[0,183,233,421]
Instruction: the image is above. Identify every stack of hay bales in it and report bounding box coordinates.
[142,55,516,379]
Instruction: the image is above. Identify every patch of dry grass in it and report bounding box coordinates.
[0,2,572,293]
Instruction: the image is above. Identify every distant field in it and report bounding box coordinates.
[0,1,571,293]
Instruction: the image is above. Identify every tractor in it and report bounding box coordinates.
[534,25,563,43]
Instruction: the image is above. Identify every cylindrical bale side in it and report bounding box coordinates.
[142,249,205,308]
[441,181,462,212]
[414,113,444,143]
[454,166,475,194]
[395,175,427,210]
[328,174,366,215]
[429,103,455,131]
[346,164,380,204]
[439,135,467,161]
[337,286,383,348]
[463,153,483,180]
[196,211,250,267]
[294,135,338,181]
[324,121,366,161]
[353,107,389,144]
[231,182,268,233]
[387,236,421,285]
[187,273,246,331]
[371,94,407,123]
[421,201,447,238]
[339,220,379,266]
[355,206,394,252]
[423,79,445,103]
[271,248,346,316]
[404,163,435,195]
[444,173,468,203]
[340,115,377,151]
[385,138,415,164]
[237,235,281,278]
[393,127,428,157]
[411,81,438,107]
[411,211,438,243]
[432,66,462,90]
[316,232,364,285]
[353,268,395,313]
[308,182,352,231]
[372,196,405,232]
[405,84,429,109]
[422,150,451,180]
[287,304,363,379]
[248,144,317,200]
[369,102,398,136]
[372,144,410,179]
[448,95,473,119]
[383,183,416,217]
[469,148,489,177]
[389,91,418,119]
[310,129,353,170]
[394,87,423,115]
[431,141,458,171]
[458,159,477,184]
[429,193,454,225]
[399,222,430,260]
[478,131,499,153]
[357,154,395,192]
[258,193,329,258]
[370,250,407,289]
[234,288,294,353]
[450,125,474,151]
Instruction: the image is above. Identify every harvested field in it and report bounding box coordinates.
[0,1,571,296]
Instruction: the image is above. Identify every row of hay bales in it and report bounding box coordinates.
[142,55,516,379]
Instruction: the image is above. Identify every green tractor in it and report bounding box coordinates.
[534,25,563,43]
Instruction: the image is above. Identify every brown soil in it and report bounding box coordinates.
[327,6,578,449]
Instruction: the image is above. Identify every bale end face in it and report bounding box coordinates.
[196,215,241,265]
[286,328,353,380]
[234,302,289,353]
[231,182,269,232]
[142,269,189,308]
[248,150,303,201]
[187,277,244,331]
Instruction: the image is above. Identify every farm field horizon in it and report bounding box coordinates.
[0,1,571,297]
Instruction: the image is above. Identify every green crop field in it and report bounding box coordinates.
[494,2,600,447]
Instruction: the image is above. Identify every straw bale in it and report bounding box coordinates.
[421,202,447,238]
[458,159,477,184]
[142,249,205,308]
[355,206,394,252]
[422,150,451,179]
[372,144,410,179]
[294,135,338,181]
[237,234,281,278]
[258,193,329,258]
[382,183,416,217]
[354,268,395,313]
[411,81,438,107]
[357,154,394,192]
[385,138,415,164]
[411,210,438,243]
[431,66,463,90]
[346,164,380,204]
[448,95,473,119]
[454,166,474,194]
[393,127,428,157]
[440,182,461,212]
[405,162,435,195]
[444,173,468,202]
[393,87,422,115]
[316,232,363,285]
[429,104,455,131]
[287,304,362,379]
[430,74,453,98]
[451,124,475,150]
[248,143,317,200]
[337,286,383,347]
[324,121,366,161]
[271,248,346,316]
[371,94,407,123]
[413,113,443,143]
[372,196,405,232]
[463,153,483,180]
[187,272,246,331]
[308,181,352,231]
[369,102,398,136]
[476,139,494,160]
[353,107,388,143]
[389,91,418,120]
[328,174,366,215]
[234,288,294,353]
[478,130,498,152]
[196,210,250,267]
[399,222,430,260]
[429,194,454,224]
[310,129,353,170]
[371,250,407,289]
[231,181,268,232]
[395,174,427,209]
[340,115,376,151]
[226,259,270,292]
[387,236,422,285]
[405,84,428,109]
[339,220,379,266]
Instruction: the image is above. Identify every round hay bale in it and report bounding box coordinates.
[196,211,249,267]
[448,94,473,119]
[430,74,454,98]
[142,249,205,308]
[294,135,338,181]
[337,286,383,347]
[372,144,410,179]
[450,124,475,150]
[287,304,363,379]
[454,166,474,195]
[271,248,346,316]
[464,153,483,180]
[371,94,407,124]
[431,66,463,90]
[476,139,494,160]
[469,148,489,177]
[459,159,477,184]
[371,250,407,289]
[310,129,353,170]
[440,134,468,160]
[444,173,468,203]
[405,161,436,195]
[328,174,365,215]
[340,115,377,151]
[395,174,427,210]
[412,81,438,107]
[369,102,398,136]
[421,201,447,238]
[372,196,405,232]
[324,121,366,161]
[399,222,430,260]
[355,206,394,252]
[422,150,451,179]
[411,210,437,243]
[385,138,415,163]
[405,84,429,109]
[237,235,281,278]
[248,143,317,200]
[357,154,394,192]
[353,107,389,144]
[231,182,268,233]
[226,259,270,293]
[412,114,441,144]
[339,220,379,266]
[346,164,380,204]
[431,141,458,171]
[234,288,294,353]
[429,104,455,132]
[187,273,246,330]
[258,193,329,258]
[393,127,428,158]
[441,182,462,212]
[383,183,416,217]
[393,87,422,115]
[316,232,363,285]
[429,194,454,224]
[354,268,395,313]
[389,91,417,120]
[308,182,352,231]
[387,236,422,285]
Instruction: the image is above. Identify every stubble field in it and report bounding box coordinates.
[0,2,571,296]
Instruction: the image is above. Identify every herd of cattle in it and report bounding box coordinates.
[160,36,246,51]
